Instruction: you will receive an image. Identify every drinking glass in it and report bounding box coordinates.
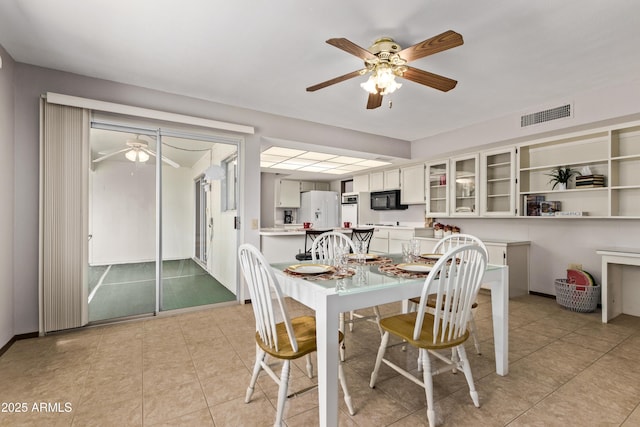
[410,239,421,260]
[354,241,366,264]
[333,246,347,273]
[401,242,411,261]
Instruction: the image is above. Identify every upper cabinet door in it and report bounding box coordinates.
[481,147,517,216]
[275,179,301,208]
[400,164,426,204]
[369,172,384,191]
[353,174,369,192]
[450,154,479,216]
[383,169,401,190]
[426,160,449,216]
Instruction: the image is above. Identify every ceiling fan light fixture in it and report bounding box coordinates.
[360,63,402,96]
[125,148,149,163]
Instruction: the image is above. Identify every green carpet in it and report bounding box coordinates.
[88,259,236,322]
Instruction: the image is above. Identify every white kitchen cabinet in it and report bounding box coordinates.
[451,154,479,216]
[275,179,300,208]
[384,169,401,190]
[369,172,384,191]
[426,160,449,216]
[481,147,517,216]
[300,181,331,191]
[353,174,369,192]
[300,181,315,192]
[400,164,426,205]
[415,237,530,297]
[369,228,389,253]
[388,229,415,253]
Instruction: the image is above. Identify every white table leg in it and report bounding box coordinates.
[490,266,509,376]
[316,296,340,427]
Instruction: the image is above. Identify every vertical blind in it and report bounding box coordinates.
[40,100,89,333]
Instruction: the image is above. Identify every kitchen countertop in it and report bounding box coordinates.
[260,225,432,236]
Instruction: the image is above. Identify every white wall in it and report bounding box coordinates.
[89,160,194,265]
[0,45,15,348]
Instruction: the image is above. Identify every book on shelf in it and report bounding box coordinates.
[575,183,605,188]
[575,174,605,187]
[555,211,585,216]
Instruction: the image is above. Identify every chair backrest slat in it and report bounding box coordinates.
[311,231,356,262]
[413,245,487,344]
[238,244,298,353]
[433,233,489,259]
[350,228,374,253]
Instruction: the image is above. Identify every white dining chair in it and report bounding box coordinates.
[311,231,383,361]
[238,243,355,426]
[409,233,488,355]
[369,244,487,427]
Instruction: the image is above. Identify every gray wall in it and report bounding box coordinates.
[11,63,409,337]
[0,45,15,348]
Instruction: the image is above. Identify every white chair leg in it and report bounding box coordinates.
[349,310,355,332]
[339,312,346,362]
[369,331,390,388]
[457,345,480,407]
[338,361,355,415]
[274,360,291,427]
[372,306,383,336]
[246,347,265,403]
[469,313,481,355]
[421,349,436,427]
[305,354,313,378]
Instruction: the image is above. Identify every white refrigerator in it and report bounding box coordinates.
[299,191,339,229]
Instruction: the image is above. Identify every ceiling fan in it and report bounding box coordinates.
[92,136,180,168]
[306,30,463,109]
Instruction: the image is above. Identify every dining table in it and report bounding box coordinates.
[271,253,509,427]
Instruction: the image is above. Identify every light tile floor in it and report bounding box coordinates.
[1,292,640,426]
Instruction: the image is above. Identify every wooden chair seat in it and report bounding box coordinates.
[380,312,470,350]
[256,316,345,360]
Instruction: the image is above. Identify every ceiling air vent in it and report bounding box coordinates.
[521,104,572,128]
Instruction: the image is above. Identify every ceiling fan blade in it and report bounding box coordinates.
[397,30,463,63]
[92,148,129,163]
[141,147,180,168]
[326,38,376,60]
[366,91,383,109]
[400,66,458,92]
[306,69,366,92]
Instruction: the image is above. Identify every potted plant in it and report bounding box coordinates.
[547,166,580,190]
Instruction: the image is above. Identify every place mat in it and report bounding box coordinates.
[282,267,356,281]
[378,263,434,279]
[346,256,393,265]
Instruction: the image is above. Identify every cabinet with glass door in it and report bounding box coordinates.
[450,154,479,216]
[481,147,516,216]
[425,160,449,216]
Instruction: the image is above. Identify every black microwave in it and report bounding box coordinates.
[370,190,408,210]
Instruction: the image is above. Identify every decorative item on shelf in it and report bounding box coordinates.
[524,195,545,217]
[575,174,605,188]
[547,166,580,190]
[540,201,561,216]
[443,225,452,236]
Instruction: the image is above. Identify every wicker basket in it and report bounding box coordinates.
[554,279,600,313]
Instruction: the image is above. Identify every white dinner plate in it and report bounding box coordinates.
[347,253,379,261]
[419,253,442,261]
[396,263,433,273]
[286,264,334,274]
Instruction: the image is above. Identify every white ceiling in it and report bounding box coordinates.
[2,1,640,144]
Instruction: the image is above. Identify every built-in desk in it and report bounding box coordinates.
[597,247,640,323]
